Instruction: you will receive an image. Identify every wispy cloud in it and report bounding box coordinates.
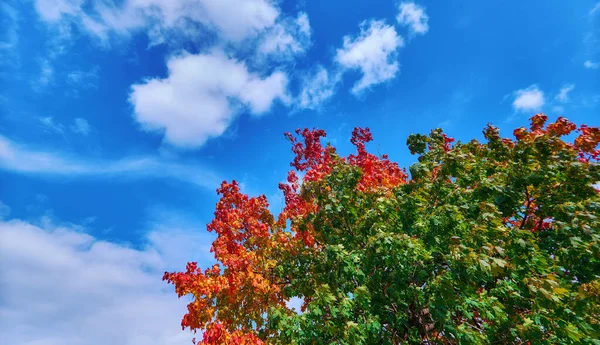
[297,65,340,110]
[583,3,600,64]
[66,67,100,90]
[0,135,222,189]
[257,12,312,62]
[36,58,55,88]
[39,116,65,134]
[0,2,19,67]
[555,83,575,103]
[37,117,93,136]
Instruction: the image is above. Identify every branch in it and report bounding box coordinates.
[520,187,532,229]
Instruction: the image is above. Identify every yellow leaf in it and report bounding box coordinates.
[553,287,569,296]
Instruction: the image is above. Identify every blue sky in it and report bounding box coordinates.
[0,1,599,344]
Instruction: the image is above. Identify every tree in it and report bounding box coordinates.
[164,114,600,345]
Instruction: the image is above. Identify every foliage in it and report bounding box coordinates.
[164,114,600,344]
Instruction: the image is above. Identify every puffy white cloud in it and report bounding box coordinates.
[584,60,599,69]
[130,50,288,147]
[298,65,339,110]
[555,83,575,103]
[0,135,222,189]
[336,20,403,94]
[512,85,545,112]
[397,2,429,35]
[71,118,91,135]
[0,212,213,345]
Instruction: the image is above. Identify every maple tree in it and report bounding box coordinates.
[164,114,600,344]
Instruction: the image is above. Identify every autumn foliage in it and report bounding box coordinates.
[164,114,600,344]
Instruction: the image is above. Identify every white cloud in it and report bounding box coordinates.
[130,50,288,148]
[512,85,545,112]
[197,0,279,41]
[35,0,83,22]
[34,0,281,44]
[336,20,403,94]
[71,118,90,135]
[296,12,311,36]
[0,135,222,189]
[0,212,213,345]
[298,66,340,110]
[584,60,600,69]
[397,2,429,35]
[555,83,575,103]
[258,12,311,61]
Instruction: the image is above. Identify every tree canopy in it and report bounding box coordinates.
[164,114,600,345]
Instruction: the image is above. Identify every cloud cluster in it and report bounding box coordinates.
[126,2,429,146]
[0,211,213,345]
[297,1,428,109]
[31,1,430,148]
[31,1,311,148]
